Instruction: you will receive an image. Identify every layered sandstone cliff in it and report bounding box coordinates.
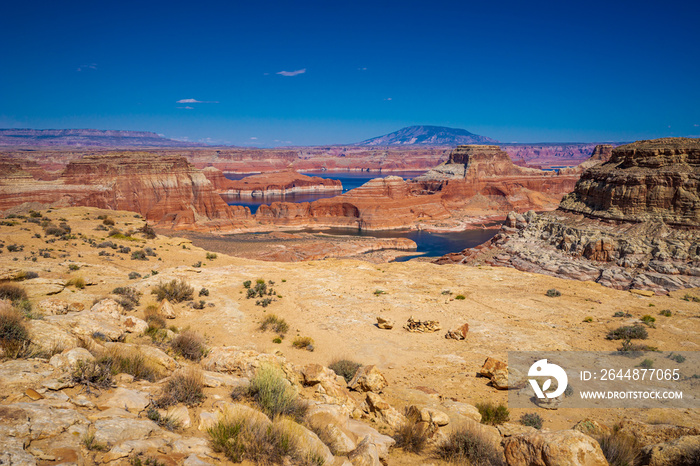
[438,138,700,294]
[0,153,251,230]
[203,168,342,197]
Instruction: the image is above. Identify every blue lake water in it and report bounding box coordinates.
[222,170,426,214]
[293,227,499,261]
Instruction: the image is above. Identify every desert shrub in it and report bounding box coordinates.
[247,364,308,421]
[131,250,147,261]
[455,294,466,300]
[102,217,115,226]
[68,264,80,271]
[394,407,429,453]
[0,305,31,358]
[192,300,206,310]
[146,407,180,431]
[208,417,246,462]
[0,283,28,302]
[65,277,86,289]
[112,286,141,311]
[258,315,289,335]
[292,336,314,351]
[618,339,657,353]
[640,315,656,326]
[199,287,209,296]
[14,271,39,281]
[155,368,204,407]
[607,325,648,340]
[29,210,42,218]
[130,455,165,466]
[476,402,509,425]
[103,348,162,381]
[519,413,543,429]
[596,432,641,466]
[613,311,632,317]
[137,223,157,239]
[98,241,116,249]
[71,359,113,392]
[206,252,217,260]
[638,358,654,368]
[435,423,505,465]
[272,338,282,344]
[255,298,273,307]
[683,293,700,302]
[192,261,202,268]
[373,289,386,296]
[583,316,593,322]
[151,279,193,303]
[171,330,206,361]
[659,309,672,317]
[546,288,561,297]
[128,271,141,280]
[243,280,251,289]
[668,352,686,363]
[144,305,166,328]
[6,244,22,252]
[118,246,131,254]
[329,359,361,383]
[44,225,68,236]
[83,431,107,451]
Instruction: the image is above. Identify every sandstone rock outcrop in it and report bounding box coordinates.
[0,153,252,230]
[203,168,342,197]
[438,138,700,294]
[503,429,609,466]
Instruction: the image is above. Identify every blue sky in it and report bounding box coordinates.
[1,0,698,146]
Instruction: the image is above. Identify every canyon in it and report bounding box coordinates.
[202,168,342,197]
[438,138,700,294]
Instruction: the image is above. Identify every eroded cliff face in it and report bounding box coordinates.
[559,138,700,226]
[0,153,251,230]
[438,138,700,294]
[203,168,342,196]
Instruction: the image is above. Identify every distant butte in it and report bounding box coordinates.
[357,125,498,146]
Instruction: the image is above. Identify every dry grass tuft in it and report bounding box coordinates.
[156,367,205,408]
[171,330,206,361]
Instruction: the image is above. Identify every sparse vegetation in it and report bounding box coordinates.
[373,289,386,296]
[146,407,180,431]
[618,339,657,353]
[258,315,289,335]
[65,276,86,289]
[613,311,632,318]
[171,330,206,361]
[112,286,142,311]
[640,314,656,327]
[292,336,314,351]
[155,368,205,408]
[329,359,361,383]
[668,352,686,363]
[192,261,202,268]
[82,431,107,451]
[394,407,429,453]
[638,358,654,368]
[137,223,157,239]
[206,252,217,260]
[243,280,252,289]
[131,250,147,260]
[0,283,28,303]
[607,325,648,340]
[102,349,163,381]
[583,316,593,322]
[435,423,506,465]
[151,279,194,303]
[659,309,672,317]
[455,294,466,300]
[246,364,308,421]
[596,432,641,466]
[519,412,543,429]
[0,305,31,358]
[68,264,80,271]
[199,287,209,296]
[128,271,141,280]
[71,359,113,392]
[476,402,509,425]
[683,293,700,302]
[546,288,561,297]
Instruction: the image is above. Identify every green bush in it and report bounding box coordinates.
[659,309,672,317]
[546,289,561,297]
[112,286,142,311]
[640,315,656,326]
[455,294,466,300]
[607,325,648,340]
[682,293,700,303]
[206,252,217,260]
[247,364,308,422]
[292,336,314,351]
[329,359,361,383]
[613,311,632,318]
[476,402,509,425]
[519,413,543,429]
[638,358,654,368]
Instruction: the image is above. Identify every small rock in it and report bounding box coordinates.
[376,316,394,329]
[445,323,469,340]
[25,388,44,400]
[348,435,382,466]
[158,299,176,319]
[99,388,150,412]
[503,429,608,466]
[404,316,441,333]
[349,365,388,393]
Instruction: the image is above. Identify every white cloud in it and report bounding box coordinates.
[276,68,306,77]
[358,67,367,71]
[176,98,219,104]
[694,124,699,127]
[384,97,392,101]
[250,137,258,140]
[77,63,97,72]
[177,106,194,110]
